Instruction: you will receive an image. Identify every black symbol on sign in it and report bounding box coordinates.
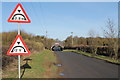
[11,42,26,53]
[17,42,20,44]
[11,14,27,20]
[11,9,27,21]
[18,10,21,12]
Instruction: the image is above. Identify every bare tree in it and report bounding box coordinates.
[88,30,95,38]
[103,18,118,59]
[88,30,98,55]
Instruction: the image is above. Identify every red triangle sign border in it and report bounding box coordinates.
[7,35,31,55]
[8,3,31,23]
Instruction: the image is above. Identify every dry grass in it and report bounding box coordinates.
[2,50,58,78]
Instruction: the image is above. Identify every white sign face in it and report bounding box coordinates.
[10,6,28,21]
[10,37,28,53]
[8,3,31,23]
[7,35,31,55]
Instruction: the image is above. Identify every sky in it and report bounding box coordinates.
[2,2,118,41]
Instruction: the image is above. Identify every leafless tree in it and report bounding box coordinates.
[103,18,118,59]
[88,30,98,55]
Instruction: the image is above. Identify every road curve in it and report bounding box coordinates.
[56,51,118,78]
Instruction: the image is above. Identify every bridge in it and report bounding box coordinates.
[51,43,63,51]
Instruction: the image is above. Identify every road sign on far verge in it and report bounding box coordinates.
[8,3,31,23]
[7,35,31,55]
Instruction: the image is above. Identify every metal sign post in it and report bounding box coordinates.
[18,24,21,79]
[7,3,31,79]
[7,23,31,78]
[18,55,21,79]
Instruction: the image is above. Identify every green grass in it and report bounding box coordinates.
[64,49,120,64]
[23,50,58,78]
[3,50,58,78]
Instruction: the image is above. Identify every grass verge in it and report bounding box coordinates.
[64,49,120,64]
[3,50,58,78]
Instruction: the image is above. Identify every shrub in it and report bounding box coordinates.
[25,39,44,52]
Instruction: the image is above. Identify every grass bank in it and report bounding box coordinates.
[64,49,120,64]
[3,50,58,78]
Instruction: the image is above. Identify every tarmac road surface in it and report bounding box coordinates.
[56,51,118,78]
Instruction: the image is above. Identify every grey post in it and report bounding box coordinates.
[18,23,21,79]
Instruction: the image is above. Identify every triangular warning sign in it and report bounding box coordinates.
[8,3,31,23]
[7,35,31,55]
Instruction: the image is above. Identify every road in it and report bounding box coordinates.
[56,51,118,78]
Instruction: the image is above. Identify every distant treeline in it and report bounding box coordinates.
[64,36,120,59]
[1,31,55,69]
[63,18,120,59]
